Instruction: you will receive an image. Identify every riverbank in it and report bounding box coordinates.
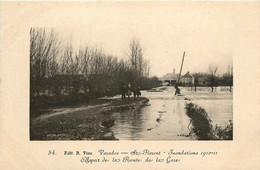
[30,97,149,140]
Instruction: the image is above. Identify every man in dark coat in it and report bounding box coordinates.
[175,85,181,95]
[132,84,137,99]
[120,84,127,99]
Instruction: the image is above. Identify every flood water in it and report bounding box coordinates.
[110,86,233,140]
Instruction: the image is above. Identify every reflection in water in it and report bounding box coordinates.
[112,109,143,139]
[111,99,192,140]
[110,86,233,140]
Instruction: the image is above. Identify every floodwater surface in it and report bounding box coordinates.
[110,86,233,140]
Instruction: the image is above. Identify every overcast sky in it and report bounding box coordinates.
[54,3,233,77]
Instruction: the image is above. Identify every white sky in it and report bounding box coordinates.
[53,3,233,77]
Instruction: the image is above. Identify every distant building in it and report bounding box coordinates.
[198,77,211,86]
[180,71,194,86]
[159,68,179,86]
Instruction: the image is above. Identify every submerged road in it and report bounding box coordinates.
[110,86,233,140]
[31,86,232,140]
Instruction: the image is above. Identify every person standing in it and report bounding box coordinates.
[127,82,131,99]
[132,84,137,99]
[137,86,141,98]
[120,84,126,99]
[175,85,181,95]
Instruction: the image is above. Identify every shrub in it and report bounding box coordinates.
[185,103,233,140]
[213,120,233,140]
[185,103,213,140]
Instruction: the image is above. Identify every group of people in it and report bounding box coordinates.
[120,83,141,99]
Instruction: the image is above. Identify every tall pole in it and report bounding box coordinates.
[177,52,185,84]
[175,51,185,95]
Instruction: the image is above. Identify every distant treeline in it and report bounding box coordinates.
[172,65,233,92]
[30,28,159,108]
[192,65,233,92]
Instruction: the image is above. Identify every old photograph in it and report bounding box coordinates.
[30,5,233,141]
[2,1,260,170]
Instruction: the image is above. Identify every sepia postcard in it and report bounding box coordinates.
[0,1,259,169]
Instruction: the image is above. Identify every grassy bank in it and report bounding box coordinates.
[30,97,149,140]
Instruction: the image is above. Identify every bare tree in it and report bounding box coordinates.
[142,59,150,78]
[208,64,219,92]
[30,30,159,101]
[228,65,233,92]
[77,46,92,93]
[126,37,144,80]
[222,65,233,92]
[192,73,200,92]
[30,28,60,96]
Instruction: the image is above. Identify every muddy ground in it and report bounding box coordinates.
[30,97,149,140]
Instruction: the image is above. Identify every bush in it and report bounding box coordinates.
[185,103,233,140]
[213,120,233,140]
[185,103,213,140]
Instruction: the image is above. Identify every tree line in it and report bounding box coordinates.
[30,28,159,107]
[192,64,233,92]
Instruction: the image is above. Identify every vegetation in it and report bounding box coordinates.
[30,28,159,111]
[191,64,233,92]
[208,64,219,92]
[220,65,233,92]
[213,120,233,140]
[185,103,233,140]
